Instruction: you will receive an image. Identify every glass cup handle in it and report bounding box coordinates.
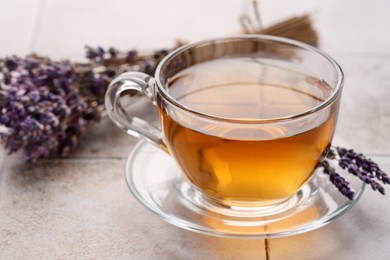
[105,72,168,152]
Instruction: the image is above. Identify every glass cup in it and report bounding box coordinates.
[105,35,343,211]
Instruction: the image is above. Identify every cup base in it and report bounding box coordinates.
[178,177,307,218]
[126,140,365,239]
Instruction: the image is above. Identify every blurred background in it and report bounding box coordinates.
[1,0,389,59]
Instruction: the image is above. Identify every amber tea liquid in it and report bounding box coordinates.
[159,57,337,206]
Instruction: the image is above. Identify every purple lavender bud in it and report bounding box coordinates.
[347,164,359,175]
[377,185,386,195]
[41,111,60,128]
[108,47,117,58]
[346,191,355,200]
[106,68,116,78]
[375,170,383,180]
[370,181,377,191]
[370,165,380,172]
[322,159,330,168]
[3,74,11,84]
[91,76,109,96]
[336,147,347,157]
[383,175,390,184]
[4,58,18,71]
[361,162,370,171]
[55,104,71,120]
[0,114,10,125]
[321,160,355,200]
[97,47,105,57]
[377,170,390,184]
[143,60,153,75]
[85,46,105,61]
[161,49,169,56]
[370,180,386,195]
[23,117,43,131]
[28,90,41,103]
[126,50,137,63]
[339,157,351,169]
[58,134,78,156]
[362,176,371,184]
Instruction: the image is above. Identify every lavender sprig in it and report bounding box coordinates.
[321,160,355,200]
[0,55,86,161]
[321,147,389,200]
[0,46,169,161]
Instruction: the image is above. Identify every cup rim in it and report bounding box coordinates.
[154,34,344,124]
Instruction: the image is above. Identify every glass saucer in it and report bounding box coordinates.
[125,141,365,239]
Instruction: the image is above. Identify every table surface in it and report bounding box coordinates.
[1,0,390,259]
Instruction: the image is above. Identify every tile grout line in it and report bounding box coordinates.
[265,239,270,260]
[38,156,128,162]
[365,154,390,158]
[26,0,47,53]
[327,51,390,58]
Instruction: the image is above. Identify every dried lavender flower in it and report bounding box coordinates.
[0,46,169,161]
[321,147,389,199]
[0,55,88,161]
[126,50,138,64]
[85,46,105,61]
[108,47,117,58]
[321,160,355,200]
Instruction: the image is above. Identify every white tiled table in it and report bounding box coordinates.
[1,1,389,259]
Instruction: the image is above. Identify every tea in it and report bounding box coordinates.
[159,57,337,206]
